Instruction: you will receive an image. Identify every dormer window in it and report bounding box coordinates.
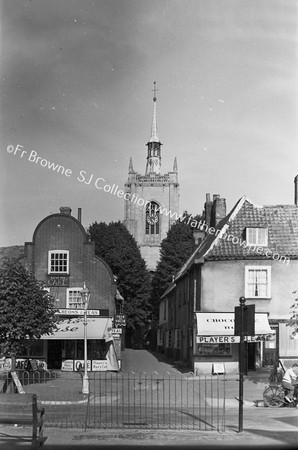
[246,227,268,246]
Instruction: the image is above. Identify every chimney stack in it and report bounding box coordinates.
[295,176,298,206]
[204,193,213,227]
[78,208,82,223]
[212,197,226,227]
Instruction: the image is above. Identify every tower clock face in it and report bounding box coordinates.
[147,213,158,225]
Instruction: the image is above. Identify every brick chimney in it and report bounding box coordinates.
[295,175,298,206]
[211,195,226,227]
[204,193,213,227]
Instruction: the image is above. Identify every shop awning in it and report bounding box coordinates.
[195,312,273,343]
[41,317,112,340]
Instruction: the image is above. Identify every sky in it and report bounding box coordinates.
[1,0,297,247]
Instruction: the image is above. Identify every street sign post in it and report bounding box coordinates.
[234,297,255,433]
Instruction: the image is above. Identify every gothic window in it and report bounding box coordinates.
[146,201,160,235]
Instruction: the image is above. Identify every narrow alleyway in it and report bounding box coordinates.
[121,349,184,375]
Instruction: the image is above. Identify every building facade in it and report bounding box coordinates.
[5,207,123,372]
[158,178,298,375]
[124,83,179,271]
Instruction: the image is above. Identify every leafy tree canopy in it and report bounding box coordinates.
[287,289,298,338]
[0,259,58,355]
[88,221,152,345]
[150,212,202,319]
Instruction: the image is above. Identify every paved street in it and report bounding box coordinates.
[1,349,298,448]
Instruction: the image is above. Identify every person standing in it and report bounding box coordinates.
[282,363,298,402]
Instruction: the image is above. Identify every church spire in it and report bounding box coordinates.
[146,82,162,175]
[149,81,159,143]
[128,157,134,173]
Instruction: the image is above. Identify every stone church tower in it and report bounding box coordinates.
[124,83,179,271]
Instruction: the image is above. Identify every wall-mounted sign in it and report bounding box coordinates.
[196,334,272,344]
[112,328,122,334]
[47,276,69,287]
[56,309,100,316]
[115,314,126,327]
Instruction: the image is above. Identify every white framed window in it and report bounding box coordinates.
[245,266,271,298]
[174,329,181,349]
[246,228,268,246]
[67,288,84,309]
[48,250,69,274]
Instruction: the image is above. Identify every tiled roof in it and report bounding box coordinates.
[175,196,298,282]
[0,245,24,265]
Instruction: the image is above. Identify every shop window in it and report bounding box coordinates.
[64,341,75,359]
[196,343,232,356]
[245,266,271,298]
[67,288,84,308]
[48,250,69,274]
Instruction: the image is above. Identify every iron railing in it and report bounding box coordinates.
[0,370,226,432]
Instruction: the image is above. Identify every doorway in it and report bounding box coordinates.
[47,340,63,369]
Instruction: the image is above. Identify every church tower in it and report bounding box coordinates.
[124,83,180,271]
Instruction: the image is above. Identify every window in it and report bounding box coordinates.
[174,329,181,349]
[245,266,271,298]
[166,330,172,348]
[145,201,160,235]
[246,228,268,246]
[67,288,84,308]
[48,251,69,274]
[196,343,231,356]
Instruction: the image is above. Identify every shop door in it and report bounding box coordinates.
[247,343,256,371]
[47,340,63,369]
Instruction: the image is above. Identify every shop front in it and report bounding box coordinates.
[194,312,274,375]
[41,313,120,371]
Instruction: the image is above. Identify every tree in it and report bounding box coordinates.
[287,289,298,338]
[150,212,202,320]
[0,259,58,356]
[88,221,152,347]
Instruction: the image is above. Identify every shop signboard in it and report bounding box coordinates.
[56,309,101,316]
[61,360,74,371]
[92,360,108,371]
[196,334,271,344]
[47,275,69,287]
[74,360,91,372]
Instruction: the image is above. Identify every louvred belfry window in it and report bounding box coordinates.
[145,201,160,235]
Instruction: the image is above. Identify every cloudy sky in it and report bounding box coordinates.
[1,0,297,247]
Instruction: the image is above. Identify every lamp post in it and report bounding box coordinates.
[81,282,90,395]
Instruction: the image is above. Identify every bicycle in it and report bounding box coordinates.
[263,384,297,407]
